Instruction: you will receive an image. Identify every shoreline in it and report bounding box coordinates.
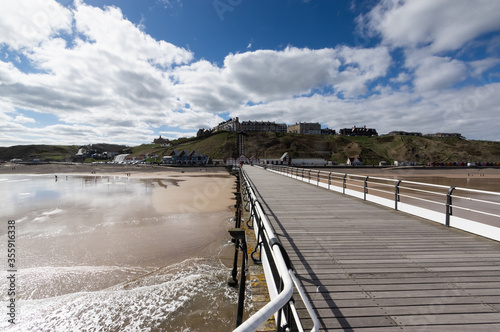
[0,162,229,177]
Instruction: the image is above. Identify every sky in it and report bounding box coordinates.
[0,0,499,146]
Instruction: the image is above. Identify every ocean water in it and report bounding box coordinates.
[0,174,239,331]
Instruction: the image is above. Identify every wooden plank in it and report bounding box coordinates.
[392,312,500,325]
[297,303,496,318]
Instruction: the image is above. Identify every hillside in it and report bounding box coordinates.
[0,145,79,162]
[2,132,500,165]
[239,132,500,165]
[156,132,500,165]
[0,144,129,163]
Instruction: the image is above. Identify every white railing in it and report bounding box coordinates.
[268,165,500,242]
[234,169,319,332]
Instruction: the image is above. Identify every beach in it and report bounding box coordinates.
[1,163,239,331]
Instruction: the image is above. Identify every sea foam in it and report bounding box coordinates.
[0,259,237,332]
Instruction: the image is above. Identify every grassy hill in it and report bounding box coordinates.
[2,132,500,165]
[239,132,500,165]
[0,145,80,162]
[132,132,500,165]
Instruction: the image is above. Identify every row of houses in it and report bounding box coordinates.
[162,150,208,165]
[206,118,377,137]
[205,118,465,139]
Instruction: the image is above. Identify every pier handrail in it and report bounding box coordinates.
[268,165,500,242]
[234,168,319,332]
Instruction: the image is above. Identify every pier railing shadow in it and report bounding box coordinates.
[267,165,500,243]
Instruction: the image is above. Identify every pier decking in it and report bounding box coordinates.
[244,166,500,331]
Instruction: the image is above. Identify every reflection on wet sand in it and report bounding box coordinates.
[0,170,238,332]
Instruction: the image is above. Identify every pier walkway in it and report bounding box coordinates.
[244,166,500,331]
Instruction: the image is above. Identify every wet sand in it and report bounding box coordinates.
[1,164,240,331]
[1,163,237,269]
[0,162,226,176]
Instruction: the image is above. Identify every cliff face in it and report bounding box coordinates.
[2,133,500,165]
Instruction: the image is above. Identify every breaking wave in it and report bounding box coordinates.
[1,259,237,331]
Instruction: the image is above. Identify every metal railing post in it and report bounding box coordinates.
[250,201,262,264]
[364,176,369,201]
[229,228,247,328]
[317,171,320,186]
[328,172,332,190]
[229,171,242,287]
[246,197,254,229]
[446,186,456,226]
[395,180,402,210]
[343,174,347,194]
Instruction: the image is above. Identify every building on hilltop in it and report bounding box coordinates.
[339,125,378,137]
[213,117,240,132]
[213,117,288,133]
[152,136,171,146]
[287,122,321,135]
[387,131,422,137]
[321,128,337,135]
[241,120,287,133]
[197,128,212,137]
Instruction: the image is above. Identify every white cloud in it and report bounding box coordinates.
[412,56,468,92]
[359,0,500,54]
[333,46,391,96]
[159,131,198,140]
[0,1,204,144]
[469,58,500,76]
[73,2,193,67]
[0,0,72,50]
[223,47,340,100]
[173,46,391,111]
[390,72,410,83]
[358,1,500,97]
[13,115,35,124]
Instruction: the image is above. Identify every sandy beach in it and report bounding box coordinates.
[0,162,227,176]
[1,162,239,266]
[1,163,240,331]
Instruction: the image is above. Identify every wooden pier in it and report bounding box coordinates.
[244,166,500,331]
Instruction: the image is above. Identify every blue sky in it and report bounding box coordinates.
[1,0,500,146]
